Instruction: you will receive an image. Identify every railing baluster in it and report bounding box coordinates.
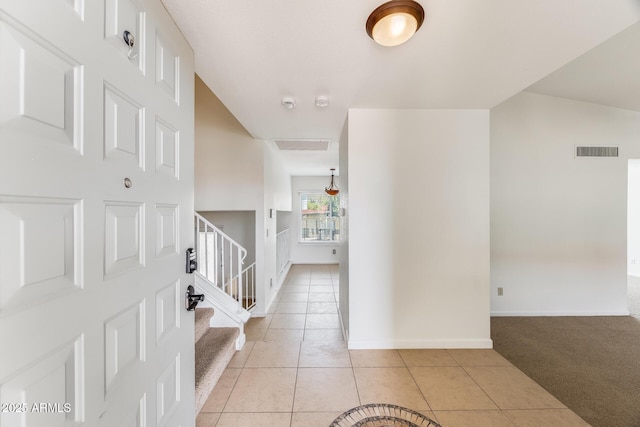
[213,228,218,289]
[206,225,210,278]
[194,218,199,274]
[222,236,227,295]
[193,213,254,312]
[237,245,242,309]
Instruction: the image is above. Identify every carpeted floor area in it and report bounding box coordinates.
[491,277,640,427]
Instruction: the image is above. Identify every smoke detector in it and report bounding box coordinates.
[315,96,329,108]
[281,97,296,109]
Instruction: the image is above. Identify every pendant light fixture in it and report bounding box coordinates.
[366,0,425,47]
[325,168,339,196]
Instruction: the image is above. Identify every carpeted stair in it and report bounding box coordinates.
[194,307,238,414]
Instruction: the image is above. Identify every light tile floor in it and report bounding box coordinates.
[197,265,589,427]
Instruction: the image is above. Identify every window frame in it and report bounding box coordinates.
[297,191,340,244]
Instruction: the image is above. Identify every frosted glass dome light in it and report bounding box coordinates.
[366,1,425,47]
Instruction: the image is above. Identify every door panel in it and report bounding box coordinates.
[104,0,145,74]
[103,85,145,168]
[104,301,145,394]
[0,16,81,150]
[155,119,179,179]
[0,0,195,426]
[0,197,80,311]
[104,202,144,277]
[155,34,178,103]
[155,281,179,344]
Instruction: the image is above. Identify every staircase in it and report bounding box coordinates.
[192,214,256,413]
[193,213,256,349]
[194,307,238,413]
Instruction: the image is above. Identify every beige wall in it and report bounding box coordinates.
[195,75,264,212]
[194,75,292,315]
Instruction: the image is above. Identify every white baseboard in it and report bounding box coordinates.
[336,306,347,343]
[491,310,630,317]
[254,263,292,316]
[347,338,493,350]
[290,261,340,265]
[277,262,292,288]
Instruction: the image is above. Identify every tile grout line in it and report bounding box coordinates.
[289,338,304,427]
[457,361,504,415]
[347,343,363,408]
[403,352,439,420]
[216,366,242,418]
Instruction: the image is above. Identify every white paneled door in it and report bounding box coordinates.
[0,0,195,426]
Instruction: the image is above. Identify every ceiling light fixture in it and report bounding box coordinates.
[315,96,329,108]
[366,0,425,47]
[281,97,296,109]
[325,168,339,196]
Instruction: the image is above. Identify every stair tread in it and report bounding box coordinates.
[194,307,215,342]
[195,307,214,325]
[195,327,238,389]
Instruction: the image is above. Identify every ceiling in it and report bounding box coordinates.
[160,0,640,176]
[526,21,640,112]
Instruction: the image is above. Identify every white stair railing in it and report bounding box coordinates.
[194,213,255,312]
[241,262,256,310]
[276,228,290,276]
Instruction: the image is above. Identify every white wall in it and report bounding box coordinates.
[264,143,292,213]
[277,210,292,234]
[629,160,640,277]
[348,109,491,349]
[198,211,256,264]
[290,176,341,264]
[491,91,640,316]
[338,119,350,338]
[263,143,293,308]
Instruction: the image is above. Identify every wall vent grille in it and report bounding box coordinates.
[576,146,619,157]
[274,139,329,151]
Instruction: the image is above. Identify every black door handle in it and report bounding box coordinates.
[185,285,204,311]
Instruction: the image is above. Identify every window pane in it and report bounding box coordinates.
[300,192,340,242]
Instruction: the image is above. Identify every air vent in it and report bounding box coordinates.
[576,146,619,157]
[274,139,330,151]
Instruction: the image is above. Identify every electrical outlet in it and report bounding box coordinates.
[332,249,336,255]
[497,287,504,296]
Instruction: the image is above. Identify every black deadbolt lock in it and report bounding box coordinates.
[186,248,197,274]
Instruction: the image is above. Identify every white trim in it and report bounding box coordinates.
[289,261,340,265]
[260,261,292,315]
[277,261,291,288]
[297,190,340,244]
[337,306,348,343]
[194,274,251,323]
[347,338,493,350]
[491,310,630,317]
[297,241,338,245]
[235,332,246,350]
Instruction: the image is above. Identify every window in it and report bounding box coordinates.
[299,192,340,243]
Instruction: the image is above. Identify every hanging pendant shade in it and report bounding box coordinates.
[325,168,339,196]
